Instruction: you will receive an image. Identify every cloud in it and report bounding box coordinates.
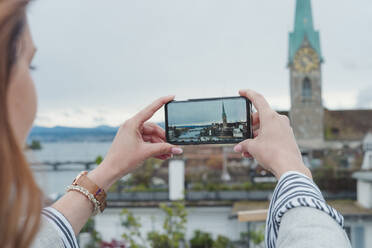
[27,0,372,126]
[93,117,106,124]
[356,86,372,108]
[35,107,134,127]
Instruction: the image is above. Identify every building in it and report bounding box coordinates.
[222,102,227,128]
[288,0,324,146]
[287,0,372,150]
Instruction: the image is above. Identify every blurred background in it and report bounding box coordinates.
[26,0,372,247]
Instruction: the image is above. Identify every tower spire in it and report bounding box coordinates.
[222,102,227,127]
[288,0,323,65]
[294,0,314,31]
[222,102,226,117]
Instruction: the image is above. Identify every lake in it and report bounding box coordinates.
[26,142,112,197]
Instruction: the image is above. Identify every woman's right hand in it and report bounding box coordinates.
[234,89,312,179]
[88,95,183,191]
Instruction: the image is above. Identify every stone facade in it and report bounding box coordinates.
[289,43,324,143]
[288,0,324,147]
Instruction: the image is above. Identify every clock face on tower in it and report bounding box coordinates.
[293,47,319,73]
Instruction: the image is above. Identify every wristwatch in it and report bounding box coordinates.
[70,171,107,213]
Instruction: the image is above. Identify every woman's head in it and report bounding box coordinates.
[0,0,42,247]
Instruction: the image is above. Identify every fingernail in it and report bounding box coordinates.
[171,147,183,154]
[234,144,242,153]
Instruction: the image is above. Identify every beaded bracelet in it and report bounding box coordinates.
[66,171,107,216]
[66,185,101,216]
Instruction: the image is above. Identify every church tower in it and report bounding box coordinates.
[222,102,227,128]
[288,0,324,144]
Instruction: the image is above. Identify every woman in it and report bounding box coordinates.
[1,1,182,247]
[1,0,351,247]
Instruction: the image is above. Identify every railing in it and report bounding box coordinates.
[30,161,97,171]
[107,190,356,202]
[30,162,357,202]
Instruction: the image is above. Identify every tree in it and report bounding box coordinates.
[95,155,103,165]
[147,202,188,248]
[80,218,102,248]
[130,158,162,188]
[28,140,42,150]
[189,230,213,248]
[190,231,235,248]
[120,202,188,248]
[240,227,265,248]
[120,209,146,248]
[213,235,235,248]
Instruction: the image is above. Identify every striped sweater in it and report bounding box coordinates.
[32,207,79,248]
[265,171,345,248]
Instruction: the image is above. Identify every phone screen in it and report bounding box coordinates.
[165,96,252,145]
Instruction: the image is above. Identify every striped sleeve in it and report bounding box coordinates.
[41,207,79,248]
[265,171,344,248]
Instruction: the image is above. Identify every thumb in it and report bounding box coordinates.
[144,143,183,157]
[234,139,256,156]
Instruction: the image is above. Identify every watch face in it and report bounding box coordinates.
[293,47,319,73]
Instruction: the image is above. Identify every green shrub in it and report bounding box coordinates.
[95,155,103,165]
[121,202,187,248]
[80,218,102,248]
[28,140,42,150]
[213,235,235,248]
[190,230,213,248]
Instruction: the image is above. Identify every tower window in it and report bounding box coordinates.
[302,77,312,102]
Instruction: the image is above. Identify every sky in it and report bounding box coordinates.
[167,98,247,126]
[27,0,372,127]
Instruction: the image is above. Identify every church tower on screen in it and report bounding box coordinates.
[288,0,324,144]
[222,102,227,128]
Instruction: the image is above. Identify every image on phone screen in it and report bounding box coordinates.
[165,97,252,145]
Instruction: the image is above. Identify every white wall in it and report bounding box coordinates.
[169,160,185,200]
[357,181,372,209]
[345,220,372,248]
[365,224,372,248]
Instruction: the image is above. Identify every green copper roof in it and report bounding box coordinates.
[288,0,323,64]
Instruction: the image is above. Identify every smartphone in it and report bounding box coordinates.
[165,96,253,145]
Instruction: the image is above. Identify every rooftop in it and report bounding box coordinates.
[352,171,372,182]
[232,200,372,221]
[279,109,372,141]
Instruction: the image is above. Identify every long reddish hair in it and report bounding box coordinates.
[0,1,42,247]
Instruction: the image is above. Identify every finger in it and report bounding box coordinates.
[253,130,259,138]
[242,152,252,158]
[234,139,256,155]
[133,95,175,124]
[142,134,152,142]
[144,142,183,157]
[150,135,165,144]
[155,154,172,160]
[239,89,272,123]
[142,129,166,143]
[253,123,259,132]
[252,112,259,126]
[142,122,166,141]
[141,134,165,144]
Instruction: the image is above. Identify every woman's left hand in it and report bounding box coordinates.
[88,95,183,190]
